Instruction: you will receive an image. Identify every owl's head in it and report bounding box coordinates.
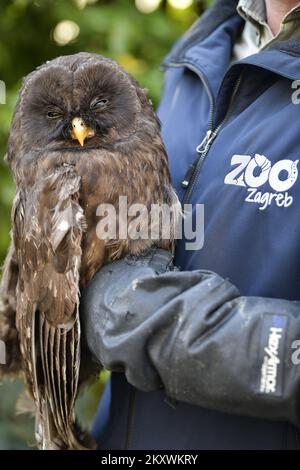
[14,53,149,153]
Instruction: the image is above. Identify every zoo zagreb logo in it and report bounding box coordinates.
[224,153,298,211]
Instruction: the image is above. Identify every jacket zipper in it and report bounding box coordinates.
[181,128,217,204]
[166,61,243,205]
[125,387,137,449]
[183,74,243,204]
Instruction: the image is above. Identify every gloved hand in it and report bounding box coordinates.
[81,247,197,391]
[81,247,300,426]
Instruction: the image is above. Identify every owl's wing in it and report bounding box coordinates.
[0,241,22,377]
[13,164,87,449]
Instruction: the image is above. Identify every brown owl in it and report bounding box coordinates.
[0,53,179,449]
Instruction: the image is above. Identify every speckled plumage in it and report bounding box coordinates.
[0,53,179,449]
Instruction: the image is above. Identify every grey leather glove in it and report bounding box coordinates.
[81,248,300,426]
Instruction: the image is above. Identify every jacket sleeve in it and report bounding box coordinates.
[81,248,300,427]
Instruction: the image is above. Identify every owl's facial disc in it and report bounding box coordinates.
[71,117,95,146]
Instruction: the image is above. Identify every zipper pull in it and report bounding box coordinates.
[181,130,215,189]
[181,162,197,188]
[196,129,214,154]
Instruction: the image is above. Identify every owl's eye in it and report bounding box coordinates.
[90,98,109,110]
[46,111,62,119]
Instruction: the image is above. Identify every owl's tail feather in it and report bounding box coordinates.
[36,398,94,450]
[36,307,94,449]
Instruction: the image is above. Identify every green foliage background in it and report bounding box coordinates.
[0,0,209,449]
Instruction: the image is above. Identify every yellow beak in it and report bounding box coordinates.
[71,117,94,146]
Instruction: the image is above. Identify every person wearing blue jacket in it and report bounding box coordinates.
[81,0,300,449]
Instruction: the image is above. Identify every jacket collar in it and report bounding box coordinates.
[162,0,300,67]
[162,0,239,66]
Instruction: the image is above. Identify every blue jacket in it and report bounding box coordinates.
[90,0,300,449]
